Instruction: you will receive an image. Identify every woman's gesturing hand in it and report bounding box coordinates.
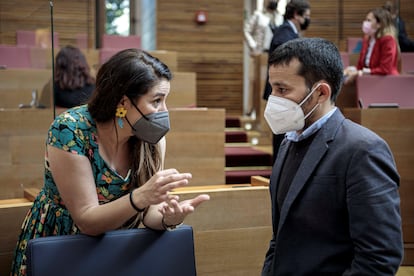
[159,194,210,227]
[135,168,192,208]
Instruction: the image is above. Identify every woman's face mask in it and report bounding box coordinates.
[126,101,170,144]
[130,111,170,144]
[264,84,321,134]
[362,20,376,36]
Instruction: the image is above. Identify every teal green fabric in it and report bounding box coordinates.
[11,105,133,276]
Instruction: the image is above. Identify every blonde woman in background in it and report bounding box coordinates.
[344,7,399,84]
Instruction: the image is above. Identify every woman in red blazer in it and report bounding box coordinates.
[344,7,399,84]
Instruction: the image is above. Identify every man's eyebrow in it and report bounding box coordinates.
[272,81,289,86]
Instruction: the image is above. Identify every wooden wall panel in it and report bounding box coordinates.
[157,0,244,115]
[1,0,414,115]
[0,0,95,48]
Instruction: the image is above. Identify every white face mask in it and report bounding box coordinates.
[264,84,321,134]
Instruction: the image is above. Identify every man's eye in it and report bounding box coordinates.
[278,87,287,93]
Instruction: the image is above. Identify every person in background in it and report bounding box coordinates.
[39,45,95,109]
[383,0,414,52]
[244,0,284,117]
[263,0,311,163]
[262,37,403,275]
[244,0,284,57]
[11,49,210,276]
[54,45,96,108]
[344,7,399,84]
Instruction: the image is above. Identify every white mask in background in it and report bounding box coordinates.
[264,84,321,134]
[362,20,376,36]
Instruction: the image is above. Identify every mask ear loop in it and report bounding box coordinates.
[128,97,149,121]
[298,83,322,106]
[300,83,322,119]
[123,97,149,131]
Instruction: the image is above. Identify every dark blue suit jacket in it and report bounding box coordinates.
[262,109,403,275]
[264,21,299,100]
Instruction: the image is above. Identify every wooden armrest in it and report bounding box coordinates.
[250,175,270,186]
[24,188,40,202]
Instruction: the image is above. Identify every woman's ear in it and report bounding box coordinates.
[118,95,129,108]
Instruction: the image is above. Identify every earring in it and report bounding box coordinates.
[115,107,127,128]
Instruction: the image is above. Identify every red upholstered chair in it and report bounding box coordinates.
[340,52,349,68]
[101,34,141,50]
[76,33,88,49]
[16,30,36,47]
[401,53,414,75]
[356,75,414,108]
[0,45,31,68]
[347,37,362,54]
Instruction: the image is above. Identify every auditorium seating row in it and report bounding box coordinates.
[15,29,140,50]
[0,45,178,73]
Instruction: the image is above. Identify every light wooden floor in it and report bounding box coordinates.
[397,266,414,276]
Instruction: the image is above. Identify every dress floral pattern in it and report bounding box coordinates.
[11,105,133,276]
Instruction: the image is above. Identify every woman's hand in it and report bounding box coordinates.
[134,169,192,209]
[343,66,359,85]
[159,194,210,227]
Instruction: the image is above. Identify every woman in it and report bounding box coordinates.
[54,45,95,108]
[344,7,399,84]
[11,49,210,276]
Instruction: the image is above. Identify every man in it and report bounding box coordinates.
[383,0,414,52]
[262,37,403,275]
[263,0,311,162]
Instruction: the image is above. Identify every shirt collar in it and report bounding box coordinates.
[286,107,337,142]
[287,20,298,34]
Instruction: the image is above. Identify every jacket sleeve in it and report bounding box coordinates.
[343,136,403,275]
[357,37,368,70]
[244,12,259,51]
[261,234,275,275]
[370,35,399,75]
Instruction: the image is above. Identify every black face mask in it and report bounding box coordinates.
[126,102,170,144]
[300,17,310,30]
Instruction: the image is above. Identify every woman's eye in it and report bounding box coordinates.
[153,98,162,106]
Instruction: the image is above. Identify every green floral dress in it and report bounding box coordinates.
[11,105,134,276]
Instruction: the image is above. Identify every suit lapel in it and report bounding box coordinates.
[276,110,345,233]
[270,138,290,227]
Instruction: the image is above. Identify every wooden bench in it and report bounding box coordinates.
[172,181,271,275]
[0,177,271,276]
[343,108,414,266]
[166,108,225,185]
[0,108,225,199]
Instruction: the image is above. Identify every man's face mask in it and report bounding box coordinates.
[127,101,170,144]
[264,83,321,134]
[300,17,311,31]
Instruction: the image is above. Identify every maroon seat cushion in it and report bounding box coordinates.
[226,131,248,143]
[226,170,272,184]
[225,147,273,167]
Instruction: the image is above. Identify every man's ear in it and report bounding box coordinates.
[316,82,332,104]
